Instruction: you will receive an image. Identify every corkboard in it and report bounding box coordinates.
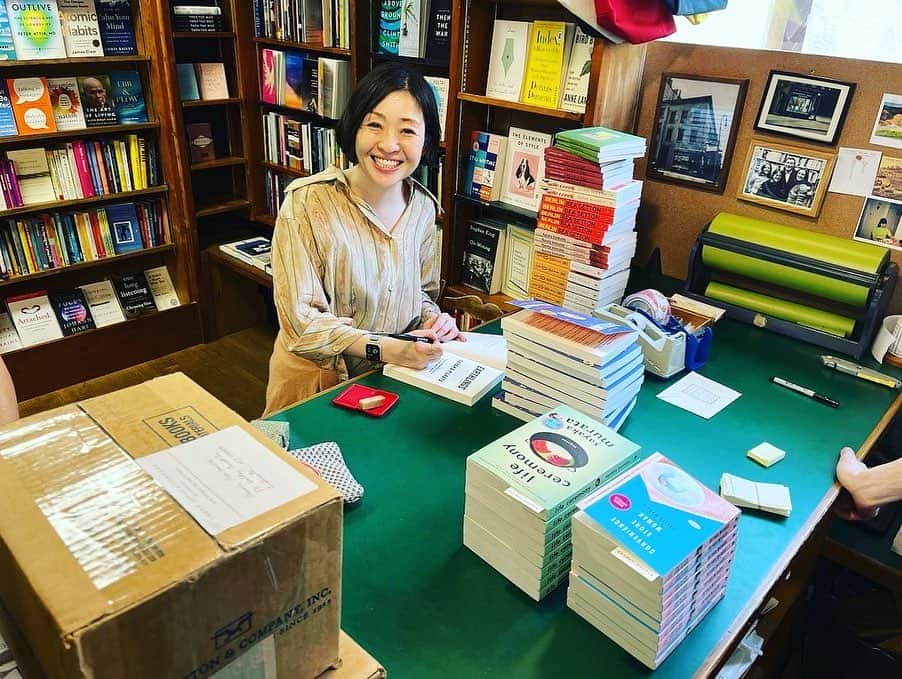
[634,43,902,312]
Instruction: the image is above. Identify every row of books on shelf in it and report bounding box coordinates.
[410,157,443,204]
[0,266,180,351]
[263,168,292,218]
[260,48,349,119]
[177,62,230,102]
[376,0,450,63]
[0,0,136,61]
[487,21,594,114]
[172,3,226,32]
[253,0,350,50]
[261,111,348,174]
[0,200,168,278]
[0,134,158,208]
[0,72,147,137]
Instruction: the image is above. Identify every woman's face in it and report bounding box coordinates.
[771,168,784,183]
[759,162,771,176]
[795,168,807,182]
[354,89,425,192]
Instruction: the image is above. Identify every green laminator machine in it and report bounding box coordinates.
[685,213,898,359]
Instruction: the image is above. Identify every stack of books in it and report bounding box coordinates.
[568,453,740,669]
[492,300,644,431]
[529,126,647,314]
[464,404,640,601]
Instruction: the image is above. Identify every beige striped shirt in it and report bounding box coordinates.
[272,166,441,380]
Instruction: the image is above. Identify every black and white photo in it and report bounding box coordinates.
[737,141,835,217]
[755,71,855,145]
[647,74,747,193]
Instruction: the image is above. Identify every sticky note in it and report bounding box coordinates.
[748,442,786,468]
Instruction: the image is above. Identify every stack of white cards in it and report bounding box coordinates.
[720,473,792,517]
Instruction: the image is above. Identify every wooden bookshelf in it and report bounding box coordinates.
[195,197,251,217]
[0,122,160,147]
[0,186,168,219]
[174,32,237,39]
[191,156,247,171]
[182,97,243,108]
[0,55,151,69]
[0,4,205,399]
[253,37,351,57]
[456,92,585,121]
[0,245,175,289]
[260,160,308,178]
[444,283,520,314]
[5,304,203,401]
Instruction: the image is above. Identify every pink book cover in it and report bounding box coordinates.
[71,141,95,198]
[260,49,276,104]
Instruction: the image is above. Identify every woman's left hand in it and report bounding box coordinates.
[422,312,462,342]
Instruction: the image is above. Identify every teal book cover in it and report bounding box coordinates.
[176,63,199,101]
[468,404,640,516]
[0,2,16,60]
[108,70,147,123]
[556,126,645,152]
[580,453,739,577]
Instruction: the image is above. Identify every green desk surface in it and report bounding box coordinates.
[270,318,901,678]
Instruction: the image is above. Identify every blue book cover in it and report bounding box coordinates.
[0,2,16,60]
[105,202,142,253]
[96,0,136,55]
[580,453,739,577]
[108,70,147,124]
[0,81,18,137]
[176,63,199,101]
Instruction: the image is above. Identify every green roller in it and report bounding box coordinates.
[706,281,856,337]
[709,213,887,273]
[703,213,888,308]
[702,247,868,307]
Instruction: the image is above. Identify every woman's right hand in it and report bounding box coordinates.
[384,329,443,369]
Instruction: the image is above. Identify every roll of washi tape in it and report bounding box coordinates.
[622,289,671,324]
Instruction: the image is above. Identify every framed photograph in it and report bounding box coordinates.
[754,70,855,145]
[852,196,902,252]
[737,141,836,217]
[646,73,748,193]
[870,93,902,150]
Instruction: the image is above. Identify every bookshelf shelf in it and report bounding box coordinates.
[257,213,276,228]
[453,193,537,226]
[173,31,237,39]
[191,156,247,171]
[456,92,584,121]
[0,123,160,147]
[259,101,339,123]
[182,97,243,108]
[0,244,176,289]
[0,55,152,69]
[371,53,450,69]
[0,186,169,219]
[260,160,308,178]
[195,197,250,218]
[5,303,203,401]
[253,37,351,57]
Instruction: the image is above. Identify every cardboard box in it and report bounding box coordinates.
[0,374,341,679]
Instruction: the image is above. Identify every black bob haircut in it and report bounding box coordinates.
[335,63,441,168]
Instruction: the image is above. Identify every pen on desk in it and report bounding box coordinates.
[771,376,840,408]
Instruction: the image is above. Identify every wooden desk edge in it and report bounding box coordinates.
[695,392,902,677]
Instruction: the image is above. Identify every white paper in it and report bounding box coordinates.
[870,93,902,150]
[443,332,508,371]
[828,148,883,196]
[656,371,741,419]
[138,426,317,535]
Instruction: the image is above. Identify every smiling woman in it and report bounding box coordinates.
[263,63,462,416]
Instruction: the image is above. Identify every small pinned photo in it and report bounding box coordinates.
[852,196,902,251]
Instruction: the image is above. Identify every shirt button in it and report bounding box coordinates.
[387,286,392,292]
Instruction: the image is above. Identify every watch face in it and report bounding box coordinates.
[366,342,381,362]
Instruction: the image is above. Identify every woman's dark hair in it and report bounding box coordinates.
[335,63,441,167]
[879,217,889,226]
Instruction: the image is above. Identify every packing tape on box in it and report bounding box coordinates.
[870,314,902,363]
[705,281,856,337]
